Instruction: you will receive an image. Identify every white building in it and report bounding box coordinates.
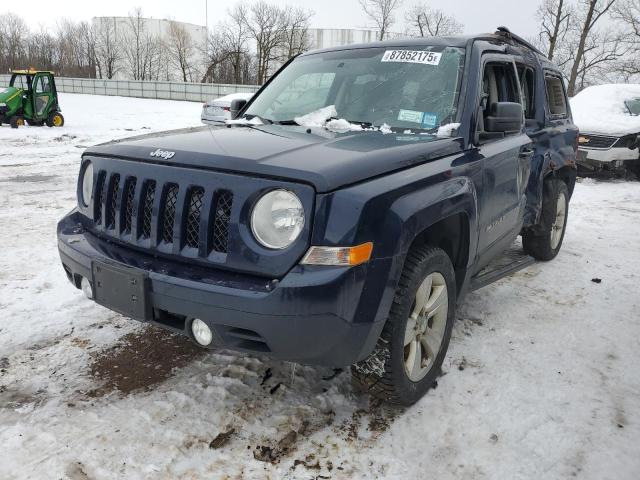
[307,28,382,49]
[92,16,207,82]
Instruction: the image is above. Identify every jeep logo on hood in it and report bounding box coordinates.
[150,149,176,160]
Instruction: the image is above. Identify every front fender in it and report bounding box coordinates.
[311,154,479,325]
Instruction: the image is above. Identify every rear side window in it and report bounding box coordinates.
[517,65,535,120]
[545,74,567,117]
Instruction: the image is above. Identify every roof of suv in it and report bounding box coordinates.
[302,27,546,59]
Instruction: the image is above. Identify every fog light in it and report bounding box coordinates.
[191,318,213,346]
[81,277,93,299]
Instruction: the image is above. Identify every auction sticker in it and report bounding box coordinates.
[381,50,442,65]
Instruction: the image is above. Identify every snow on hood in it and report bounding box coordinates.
[225,116,263,126]
[294,106,429,135]
[571,84,640,136]
[294,105,338,128]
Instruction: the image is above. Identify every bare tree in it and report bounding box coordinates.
[94,17,121,79]
[281,6,314,59]
[242,1,287,84]
[167,20,196,82]
[359,0,404,40]
[122,7,161,80]
[611,0,640,78]
[0,13,28,71]
[566,0,618,96]
[405,3,463,37]
[226,4,253,84]
[537,0,573,60]
[201,30,232,83]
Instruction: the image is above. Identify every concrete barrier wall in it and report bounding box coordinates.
[0,75,260,102]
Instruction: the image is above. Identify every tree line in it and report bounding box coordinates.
[359,0,640,96]
[1,0,639,94]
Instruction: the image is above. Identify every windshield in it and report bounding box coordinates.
[624,98,640,116]
[245,46,465,131]
[10,74,29,90]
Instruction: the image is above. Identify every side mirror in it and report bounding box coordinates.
[229,99,247,119]
[485,102,523,134]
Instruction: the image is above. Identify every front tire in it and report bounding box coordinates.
[352,246,456,406]
[46,112,64,127]
[523,178,569,261]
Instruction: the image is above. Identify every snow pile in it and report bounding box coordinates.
[571,84,640,136]
[294,105,338,128]
[378,123,392,134]
[436,122,461,138]
[324,118,364,132]
[295,106,388,133]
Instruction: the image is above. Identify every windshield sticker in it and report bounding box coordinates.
[398,109,424,123]
[381,50,442,66]
[421,113,438,129]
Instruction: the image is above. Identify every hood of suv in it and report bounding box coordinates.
[85,124,464,192]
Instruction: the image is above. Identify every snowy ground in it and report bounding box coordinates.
[1,93,639,480]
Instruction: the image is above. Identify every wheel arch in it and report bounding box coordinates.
[405,213,471,295]
[549,165,577,198]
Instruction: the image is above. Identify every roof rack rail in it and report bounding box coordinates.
[494,26,545,57]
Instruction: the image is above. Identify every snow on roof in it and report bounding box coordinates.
[570,84,640,136]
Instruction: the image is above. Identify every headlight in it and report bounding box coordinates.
[251,189,304,249]
[80,161,93,207]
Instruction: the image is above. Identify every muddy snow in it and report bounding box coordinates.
[1,94,639,480]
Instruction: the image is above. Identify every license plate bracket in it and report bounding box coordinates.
[92,261,151,321]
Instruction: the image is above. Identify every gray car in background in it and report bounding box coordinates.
[201,93,254,124]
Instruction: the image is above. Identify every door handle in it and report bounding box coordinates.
[519,148,534,158]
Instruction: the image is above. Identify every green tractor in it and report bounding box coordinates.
[0,69,64,128]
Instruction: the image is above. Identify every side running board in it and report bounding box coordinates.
[470,246,535,291]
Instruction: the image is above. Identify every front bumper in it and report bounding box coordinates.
[58,210,389,367]
[577,146,639,167]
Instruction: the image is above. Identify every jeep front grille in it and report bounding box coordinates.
[579,134,618,149]
[91,172,233,255]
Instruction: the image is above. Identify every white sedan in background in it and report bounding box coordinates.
[201,92,254,124]
[571,84,640,177]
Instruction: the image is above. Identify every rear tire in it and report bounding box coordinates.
[522,178,569,261]
[9,116,24,129]
[351,246,456,406]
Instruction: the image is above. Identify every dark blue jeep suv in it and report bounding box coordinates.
[58,28,578,405]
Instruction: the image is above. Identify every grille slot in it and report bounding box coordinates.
[161,184,179,244]
[89,168,242,264]
[141,181,156,239]
[106,174,120,230]
[122,178,137,234]
[94,171,106,225]
[580,134,618,149]
[211,191,233,253]
[185,187,204,249]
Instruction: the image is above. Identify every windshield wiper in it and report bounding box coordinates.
[243,114,274,124]
[272,119,299,125]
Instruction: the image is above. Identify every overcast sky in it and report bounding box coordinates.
[8,0,540,38]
